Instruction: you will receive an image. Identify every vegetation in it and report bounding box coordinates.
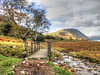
[0,0,51,53]
[36,33,45,42]
[0,41,25,58]
[48,61,71,75]
[51,50,63,62]
[52,41,100,63]
[0,55,22,75]
[45,35,64,41]
[0,53,71,75]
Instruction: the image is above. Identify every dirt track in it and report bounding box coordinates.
[14,59,55,75]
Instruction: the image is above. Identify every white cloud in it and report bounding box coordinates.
[26,0,100,36]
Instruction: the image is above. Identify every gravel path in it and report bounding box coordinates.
[27,49,48,58]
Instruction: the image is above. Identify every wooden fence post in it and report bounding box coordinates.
[36,41,38,52]
[31,41,33,54]
[48,41,51,61]
[34,41,36,53]
[26,42,29,55]
[37,42,40,51]
[39,42,40,50]
[37,42,38,51]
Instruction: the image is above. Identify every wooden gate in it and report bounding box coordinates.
[26,41,40,55]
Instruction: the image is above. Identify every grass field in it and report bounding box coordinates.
[52,41,100,63]
[0,55,22,75]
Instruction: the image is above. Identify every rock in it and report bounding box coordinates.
[79,72,81,74]
[68,69,71,72]
[67,61,71,63]
[73,58,76,61]
[67,65,71,69]
[64,65,68,70]
[37,64,40,66]
[38,58,40,59]
[94,72,97,75]
[87,68,92,72]
[41,62,45,64]
[10,45,16,48]
[13,45,16,48]
[80,63,85,65]
[12,71,15,74]
[73,65,79,68]
[80,66,84,69]
[58,62,64,67]
[25,58,28,60]
[94,63,97,65]
[26,62,28,65]
[21,71,25,74]
[84,62,90,66]
[75,65,79,68]
[10,45,13,48]
[98,68,100,72]
[79,68,84,71]
[71,68,77,72]
[60,58,64,60]
[22,61,26,64]
[94,67,98,70]
[78,61,82,63]
[12,65,15,69]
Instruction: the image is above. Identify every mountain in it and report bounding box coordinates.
[90,36,100,40]
[45,29,89,40]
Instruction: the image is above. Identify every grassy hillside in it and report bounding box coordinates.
[45,29,89,40]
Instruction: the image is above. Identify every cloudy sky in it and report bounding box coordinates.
[29,0,100,37]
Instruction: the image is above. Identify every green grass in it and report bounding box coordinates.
[0,55,22,75]
[48,61,71,75]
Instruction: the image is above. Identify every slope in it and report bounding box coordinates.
[45,29,89,40]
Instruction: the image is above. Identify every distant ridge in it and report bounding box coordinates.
[45,29,89,40]
[63,29,89,39]
[90,36,100,40]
